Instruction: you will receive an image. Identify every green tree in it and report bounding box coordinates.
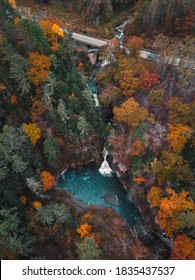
[18,19,51,54]
[36,203,71,226]
[43,137,60,166]
[76,236,101,260]
[0,207,35,259]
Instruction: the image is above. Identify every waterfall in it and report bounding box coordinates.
[99,147,113,176]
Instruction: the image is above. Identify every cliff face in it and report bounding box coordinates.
[108,155,163,234]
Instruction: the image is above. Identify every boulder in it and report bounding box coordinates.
[102,192,119,206]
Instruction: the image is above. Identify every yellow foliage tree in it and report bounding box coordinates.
[151,151,192,185]
[167,97,191,125]
[40,171,55,192]
[166,124,193,153]
[22,123,41,145]
[40,19,64,52]
[28,52,51,87]
[113,97,154,128]
[76,223,92,239]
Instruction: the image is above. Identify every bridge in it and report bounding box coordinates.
[71,32,108,47]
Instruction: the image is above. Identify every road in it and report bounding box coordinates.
[20,13,195,70]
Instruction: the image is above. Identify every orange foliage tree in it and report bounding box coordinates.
[157,188,195,236]
[126,36,145,55]
[40,171,55,192]
[39,19,64,52]
[147,186,162,207]
[131,140,145,155]
[22,122,41,145]
[115,69,140,96]
[8,0,16,9]
[166,124,192,153]
[76,223,92,239]
[28,52,51,87]
[170,234,195,260]
[113,97,154,128]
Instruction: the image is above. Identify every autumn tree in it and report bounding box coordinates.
[131,140,145,156]
[22,123,41,145]
[170,234,195,260]
[147,186,162,208]
[151,151,192,185]
[167,97,191,125]
[157,188,195,236]
[148,89,164,107]
[40,171,55,192]
[8,0,16,9]
[113,97,154,128]
[76,223,92,239]
[166,124,192,153]
[139,69,160,90]
[39,19,64,52]
[28,52,51,87]
[125,36,145,55]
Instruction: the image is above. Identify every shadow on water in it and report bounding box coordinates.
[57,163,142,226]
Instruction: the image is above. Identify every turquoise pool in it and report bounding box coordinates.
[57,164,141,226]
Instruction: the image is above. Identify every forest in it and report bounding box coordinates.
[0,0,195,260]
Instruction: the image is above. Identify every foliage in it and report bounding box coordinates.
[126,36,145,54]
[76,223,92,239]
[40,171,55,192]
[178,210,195,229]
[0,208,35,259]
[148,89,164,107]
[28,52,51,87]
[139,69,160,90]
[170,234,195,260]
[33,201,42,210]
[131,140,145,156]
[8,0,16,9]
[166,124,192,153]
[22,123,41,145]
[43,137,60,166]
[167,98,191,125]
[113,97,154,128]
[151,152,192,185]
[0,125,28,180]
[36,203,71,226]
[157,188,195,236]
[147,186,162,208]
[39,19,64,52]
[3,51,31,95]
[76,236,102,260]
